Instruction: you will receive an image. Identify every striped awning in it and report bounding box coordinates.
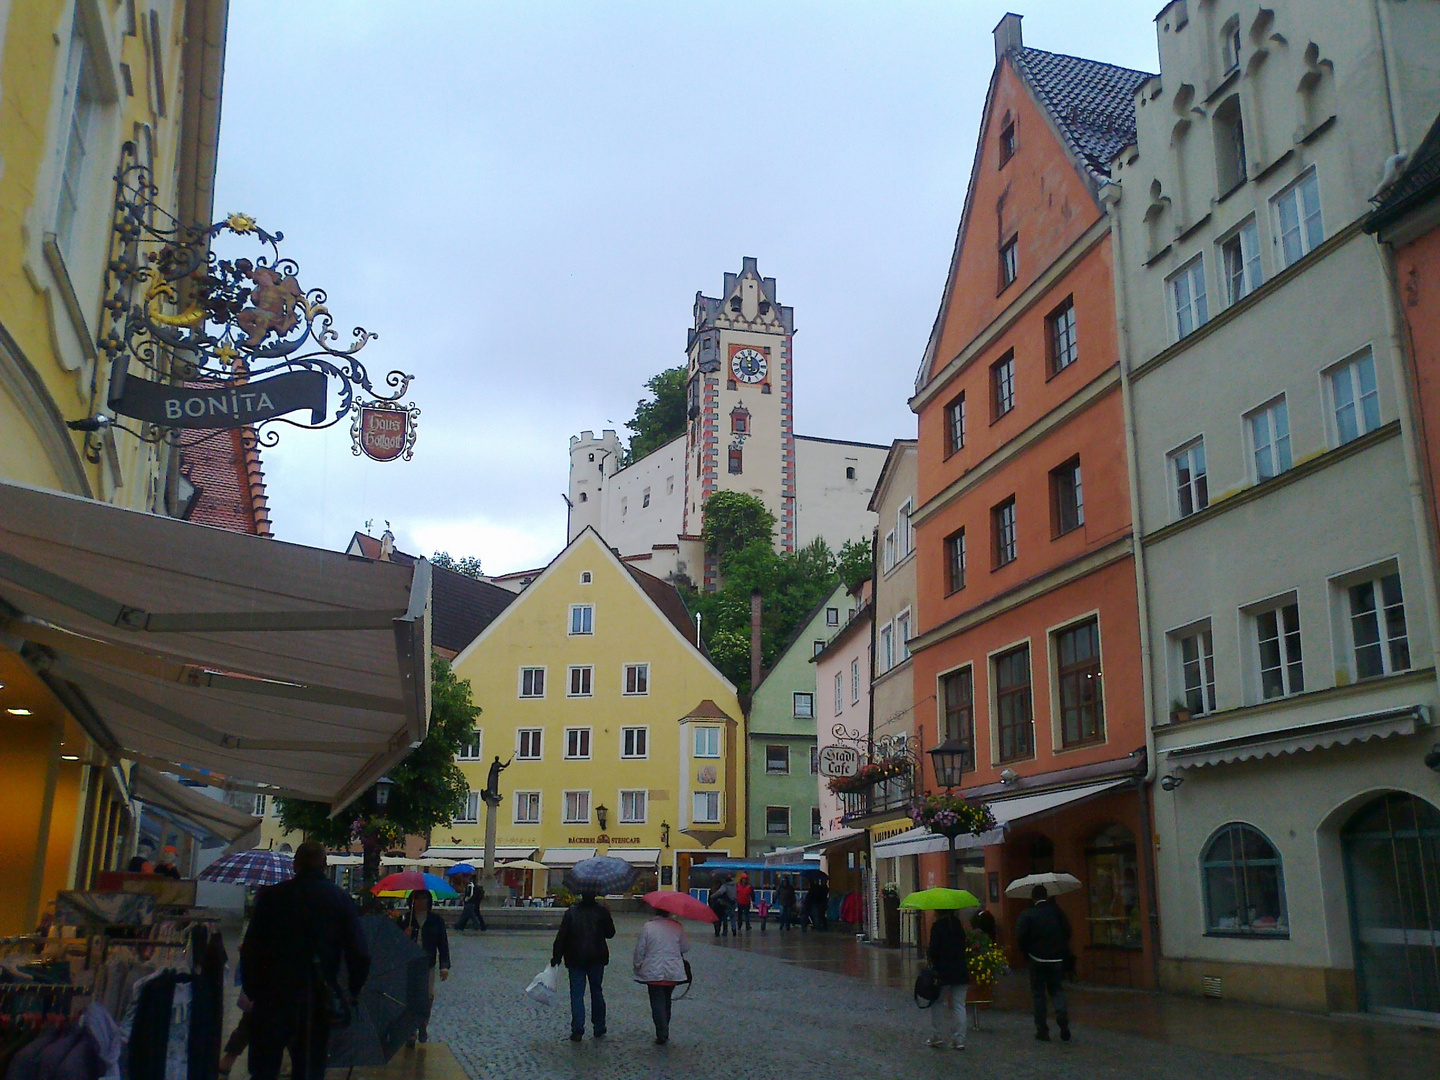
[1166,706,1428,769]
[541,847,596,867]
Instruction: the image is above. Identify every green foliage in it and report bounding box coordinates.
[431,551,484,579]
[624,365,688,463]
[275,656,478,847]
[700,491,776,559]
[837,537,873,592]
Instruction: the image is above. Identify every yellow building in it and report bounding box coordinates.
[443,529,746,891]
[0,0,229,933]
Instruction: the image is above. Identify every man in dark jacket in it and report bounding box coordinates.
[242,841,370,1080]
[551,891,616,1041]
[925,911,970,1049]
[1014,885,1071,1042]
[455,875,487,932]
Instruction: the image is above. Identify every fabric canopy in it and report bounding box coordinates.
[697,859,823,874]
[130,764,260,847]
[611,848,661,867]
[418,846,536,862]
[1166,706,1427,769]
[541,847,596,866]
[0,480,430,812]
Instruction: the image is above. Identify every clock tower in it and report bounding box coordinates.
[683,258,797,586]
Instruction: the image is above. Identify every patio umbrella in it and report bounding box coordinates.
[196,849,292,887]
[444,863,477,876]
[566,856,637,894]
[899,887,981,911]
[326,914,429,1066]
[499,859,550,871]
[1005,872,1082,899]
[371,871,458,899]
[641,891,717,923]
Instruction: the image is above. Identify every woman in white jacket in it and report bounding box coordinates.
[632,906,690,1044]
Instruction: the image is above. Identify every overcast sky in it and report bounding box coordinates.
[213,1,1160,574]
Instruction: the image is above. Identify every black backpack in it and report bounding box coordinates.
[913,965,942,1008]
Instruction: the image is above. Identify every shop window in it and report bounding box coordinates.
[1201,823,1289,937]
[1029,835,1055,875]
[1085,826,1142,948]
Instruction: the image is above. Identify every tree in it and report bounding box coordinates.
[625,365,688,463]
[701,491,776,560]
[432,551,484,579]
[837,537,873,592]
[275,656,479,886]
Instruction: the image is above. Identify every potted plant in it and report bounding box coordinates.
[1171,698,1193,724]
[908,792,996,838]
[965,933,1009,1007]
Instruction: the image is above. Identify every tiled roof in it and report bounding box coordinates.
[1368,109,1440,229]
[685,699,733,721]
[179,428,271,535]
[1012,47,1153,179]
[626,563,700,647]
[430,565,516,655]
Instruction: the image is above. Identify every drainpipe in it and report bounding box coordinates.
[748,592,762,859]
[1101,179,1163,992]
[1369,0,1405,158]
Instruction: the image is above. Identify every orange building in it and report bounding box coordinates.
[904,16,1156,987]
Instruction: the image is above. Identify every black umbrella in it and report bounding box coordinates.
[327,915,429,1066]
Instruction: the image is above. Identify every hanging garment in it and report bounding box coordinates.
[5,1026,62,1080]
[81,1003,124,1080]
[128,973,219,1080]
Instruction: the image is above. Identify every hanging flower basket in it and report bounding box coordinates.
[827,757,910,794]
[908,792,996,838]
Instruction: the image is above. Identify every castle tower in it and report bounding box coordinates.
[567,429,623,538]
[683,258,797,585]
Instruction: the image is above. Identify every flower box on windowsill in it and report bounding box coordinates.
[827,757,909,794]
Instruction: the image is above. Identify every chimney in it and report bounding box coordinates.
[379,528,395,562]
[993,12,1023,62]
[750,591,763,692]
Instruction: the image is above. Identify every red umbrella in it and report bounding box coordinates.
[642,890,717,923]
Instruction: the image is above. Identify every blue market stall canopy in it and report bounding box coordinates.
[694,860,826,875]
[0,480,431,812]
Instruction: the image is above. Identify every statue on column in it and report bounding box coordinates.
[482,755,511,805]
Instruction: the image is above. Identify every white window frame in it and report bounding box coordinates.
[564,727,592,760]
[567,665,593,698]
[252,794,267,817]
[519,666,546,699]
[455,790,481,824]
[1249,596,1304,701]
[765,805,791,836]
[813,640,826,657]
[1246,396,1292,482]
[1220,217,1263,306]
[834,672,844,714]
[562,789,591,825]
[1327,349,1382,446]
[1272,169,1324,269]
[580,571,592,585]
[825,607,839,627]
[1168,255,1209,339]
[692,726,721,758]
[692,790,722,824]
[1174,623,1217,716]
[623,662,649,696]
[457,727,484,761]
[619,789,648,824]
[516,728,543,760]
[793,691,814,719]
[1169,437,1209,519]
[1339,566,1411,681]
[878,624,893,674]
[621,726,649,760]
[514,791,541,825]
[851,657,861,703]
[569,603,594,635]
[895,609,912,663]
[897,499,914,558]
[883,530,896,571]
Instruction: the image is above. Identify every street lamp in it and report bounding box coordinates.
[927,741,971,889]
[660,821,671,846]
[596,803,609,831]
[374,775,394,809]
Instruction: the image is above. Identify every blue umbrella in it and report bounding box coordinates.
[445,863,477,876]
[565,856,637,894]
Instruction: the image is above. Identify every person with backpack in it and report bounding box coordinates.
[551,890,616,1041]
[709,877,736,938]
[398,889,450,1047]
[924,908,969,1050]
[1015,885,1073,1042]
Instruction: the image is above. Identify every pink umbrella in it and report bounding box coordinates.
[642,890,718,923]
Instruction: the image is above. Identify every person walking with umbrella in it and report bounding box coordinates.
[397,889,450,1047]
[1016,884,1072,1042]
[632,900,690,1045]
[551,889,616,1041]
[924,906,969,1050]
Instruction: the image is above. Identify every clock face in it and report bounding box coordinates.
[731,348,768,384]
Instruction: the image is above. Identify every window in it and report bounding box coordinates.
[514,791,541,824]
[1170,439,1209,518]
[813,641,826,657]
[620,789,647,823]
[995,645,1034,762]
[851,658,861,703]
[1348,571,1410,679]
[1086,825,1143,948]
[569,604,594,635]
[939,668,975,771]
[621,726,648,759]
[896,500,914,558]
[1273,170,1323,268]
[999,235,1018,288]
[944,392,966,457]
[1221,218,1262,305]
[826,607,839,627]
[883,531,896,571]
[1169,256,1209,338]
[563,790,590,824]
[1255,601,1303,699]
[878,624,893,674]
[766,806,791,835]
[1330,350,1381,444]
[991,352,1016,419]
[517,729,543,759]
[455,791,481,824]
[845,466,856,479]
[519,667,546,698]
[580,571,592,584]
[999,119,1016,165]
[1247,397,1291,480]
[55,18,100,257]
[811,807,822,836]
[945,528,966,594]
[728,447,743,474]
[1051,457,1084,536]
[693,791,721,824]
[765,745,789,774]
[1202,824,1289,937]
[895,610,911,662]
[993,496,1018,567]
[1221,19,1242,73]
[252,794,267,817]
[693,726,721,758]
[793,691,814,718]
[568,666,593,697]
[1213,94,1247,192]
[624,663,649,695]
[810,746,819,774]
[1056,619,1104,746]
[642,488,651,508]
[1178,626,1217,714]
[458,727,483,760]
[564,727,592,759]
[732,410,748,434]
[834,672,844,714]
[1047,297,1078,375]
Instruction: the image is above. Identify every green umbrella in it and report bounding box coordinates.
[899,887,981,911]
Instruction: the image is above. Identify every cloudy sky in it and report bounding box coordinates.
[214,1,1159,574]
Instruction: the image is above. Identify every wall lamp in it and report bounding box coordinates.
[1425,744,1440,773]
[1160,774,1185,791]
[596,803,609,831]
[660,821,671,846]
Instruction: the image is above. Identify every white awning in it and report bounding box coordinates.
[131,764,259,847]
[872,779,1130,859]
[612,848,661,867]
[1167,706,1428,769]
[541,847,596,866]
[417,846,536,862]
[0,480,430,812]
[327,854,364,866]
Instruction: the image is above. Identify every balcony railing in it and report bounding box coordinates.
[839,767,915,823]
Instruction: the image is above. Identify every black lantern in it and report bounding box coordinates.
[374,775,395,809]
[928,740,971,789]
[660,821,671,846]
[596,803,609,830]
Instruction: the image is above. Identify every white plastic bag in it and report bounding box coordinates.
[525,963,561,1006]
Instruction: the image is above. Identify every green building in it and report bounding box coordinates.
[747,584,852,856]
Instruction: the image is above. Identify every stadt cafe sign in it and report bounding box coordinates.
[71,164,419,463]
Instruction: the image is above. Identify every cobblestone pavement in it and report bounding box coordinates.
[426,915,1325,1080]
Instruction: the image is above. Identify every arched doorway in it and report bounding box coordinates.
[1341,793,1440,1017]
